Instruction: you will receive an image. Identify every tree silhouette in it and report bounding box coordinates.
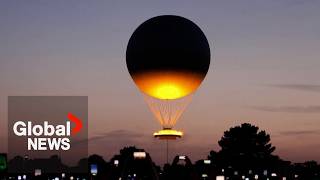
[210,123,277,172]
[108,146,159,180]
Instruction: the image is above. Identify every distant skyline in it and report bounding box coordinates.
[1,0,320,165]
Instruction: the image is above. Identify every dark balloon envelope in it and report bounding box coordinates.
[126,15,211,99]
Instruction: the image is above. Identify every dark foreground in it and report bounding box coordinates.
[1,124,320,180]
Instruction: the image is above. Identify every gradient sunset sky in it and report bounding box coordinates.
[1,0,320,165]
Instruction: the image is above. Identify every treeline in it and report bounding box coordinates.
[2,123,320,180]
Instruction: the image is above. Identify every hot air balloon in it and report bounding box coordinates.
[126,15,210,139]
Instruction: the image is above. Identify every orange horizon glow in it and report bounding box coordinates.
[132,71,205,99]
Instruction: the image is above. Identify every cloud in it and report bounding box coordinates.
[278,130,320,136]
[253,105,320,113]
[267,84,320,93]
[73,129,145,145]
[90,130,144,142]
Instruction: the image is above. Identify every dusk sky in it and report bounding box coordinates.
[1,0,320,165]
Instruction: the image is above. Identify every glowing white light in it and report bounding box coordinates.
[216,176,225,180]
[263,170,268,176]
[179,156,186,160]
[90,164,98,175]
[133,152,146,159]
[35,169,41,176]
[204,159,211,164]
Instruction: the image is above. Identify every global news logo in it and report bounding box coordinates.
[12,113,83,151]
